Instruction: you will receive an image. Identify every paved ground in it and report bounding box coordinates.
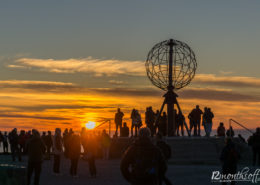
[0,155,256,185]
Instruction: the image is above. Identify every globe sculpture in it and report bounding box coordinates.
[146,39,197,136]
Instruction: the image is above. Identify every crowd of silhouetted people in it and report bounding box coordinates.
[0,106,260,185]
[0,127,111,185]
[115,105,216,137]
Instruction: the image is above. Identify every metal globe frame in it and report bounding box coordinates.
[146,39,197,136]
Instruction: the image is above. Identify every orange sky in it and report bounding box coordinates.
[0,81,259,133]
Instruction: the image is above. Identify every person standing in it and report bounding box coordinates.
[191,105,203,136]
[248,128,260,166]
[156,133,172,185]
[188,111,194,135]
[69,134,81,177]
[203,108,214,137]
[131,109,142,137]
[145,107,155,137]
[45,131,53,160]
[101,130,111,160]
[0,131,3,149]
[26,129,46,185]
[3,132,9,154]
[80,127,88,159]
[120,127,166,185]
[87,133,97,178]
[176,112,184,136]
[9,128,21,161]
[159,112,167,136]
[220,138,240,185]
[115,108,124,137]
[53,128,63,175]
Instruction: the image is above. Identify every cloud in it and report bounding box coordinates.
[0,113,70,120]
[7,64,26,69]
[88,88,163,97]
[0,80,77,90]
[5,104,117,111]
[179,88,260,102]
[0,80,259,102]
[13,57,145,76]
[108,80,126,85]
[194,74,260,88]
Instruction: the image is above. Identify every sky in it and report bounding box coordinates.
[0,0,259,132]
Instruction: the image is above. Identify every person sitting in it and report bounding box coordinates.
[217,122,226,137]
[121,122,129,137]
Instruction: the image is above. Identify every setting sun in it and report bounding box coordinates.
[85,121,96,129]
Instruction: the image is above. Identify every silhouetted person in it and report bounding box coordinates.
[202,107,208,135]
[156,133,172,185]
[191,105,203,136]
[120,127,166,185]
[88,134,97,178]
[217,122,226,137]
[69,134,81,177]
[26,129,46,185]
[203,108,214,137]
[0,131,2,149]
[53,128,63,175]
[188,111,195,135]
[9,128,21,161]
[19,130,27,154]
[81,127,88,158]
[226,126,235,138]
[44,131,53,160]
[3,132,8,154]
[248,128,260,166]
[101,130,111,160]
[145,107,155,136]
[158,112,167,136]
[121,122,130,137]
[131,109,142,137]
[176,112,184,136]
[220,138,240,185]
[63,128,69,158]
[115,108,124,137]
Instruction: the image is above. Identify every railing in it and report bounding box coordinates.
[95,119,112,137]
[229,119,254,134]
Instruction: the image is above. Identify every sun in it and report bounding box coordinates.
[85,121,96,129]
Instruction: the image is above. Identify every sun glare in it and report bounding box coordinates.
[85,121,96,129]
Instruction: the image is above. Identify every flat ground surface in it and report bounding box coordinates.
[0,155,256,185]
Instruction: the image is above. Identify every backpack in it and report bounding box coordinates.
[132,146,160,183]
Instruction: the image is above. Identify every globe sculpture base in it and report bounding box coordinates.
[155,90,191,137]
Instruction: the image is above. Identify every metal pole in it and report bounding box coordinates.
[167,39,175,136]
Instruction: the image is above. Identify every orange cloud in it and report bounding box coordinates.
[13,57,145,76]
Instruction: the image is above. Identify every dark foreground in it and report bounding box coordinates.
[0,155,256,185]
